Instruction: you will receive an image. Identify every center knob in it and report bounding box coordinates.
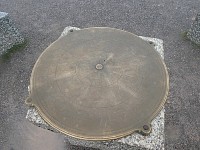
[96,64,103,70]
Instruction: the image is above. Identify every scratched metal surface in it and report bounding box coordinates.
[26,27,169,140]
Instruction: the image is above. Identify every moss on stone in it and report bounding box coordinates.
[181,31,189,41]
[181,31,200,49]
[1,39,27,62]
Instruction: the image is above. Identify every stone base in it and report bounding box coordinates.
[26,26,165,150]
[187,13,200,45]
[0,12,24,56]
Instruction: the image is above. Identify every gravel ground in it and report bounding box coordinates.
[0,0,200,150]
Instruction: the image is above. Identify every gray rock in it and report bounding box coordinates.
[0,12,8,19]
[187,13,200,45]
[0,12,24,56]
[26,27,166,150]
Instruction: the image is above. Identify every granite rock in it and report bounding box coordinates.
[0,12,24,56]
[187,13,200,45]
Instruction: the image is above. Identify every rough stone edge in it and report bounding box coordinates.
[26,26,165,150]
[0,12,25,56]
[0,12,8,18]
[187,13,200,45]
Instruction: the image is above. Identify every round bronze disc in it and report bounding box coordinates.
[26,27,169,140]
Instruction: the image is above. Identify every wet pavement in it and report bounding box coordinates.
[0,0,200,150]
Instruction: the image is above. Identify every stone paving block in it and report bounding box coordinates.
[0,12,24,56]
[187,13,200,45]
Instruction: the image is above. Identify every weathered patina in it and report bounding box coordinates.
[26,27,169,140]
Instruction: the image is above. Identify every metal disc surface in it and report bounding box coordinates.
[26,27,169,140]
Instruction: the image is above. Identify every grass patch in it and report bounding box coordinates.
[0,39,28,62]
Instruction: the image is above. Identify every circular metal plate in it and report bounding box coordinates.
[26,27,169,140]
